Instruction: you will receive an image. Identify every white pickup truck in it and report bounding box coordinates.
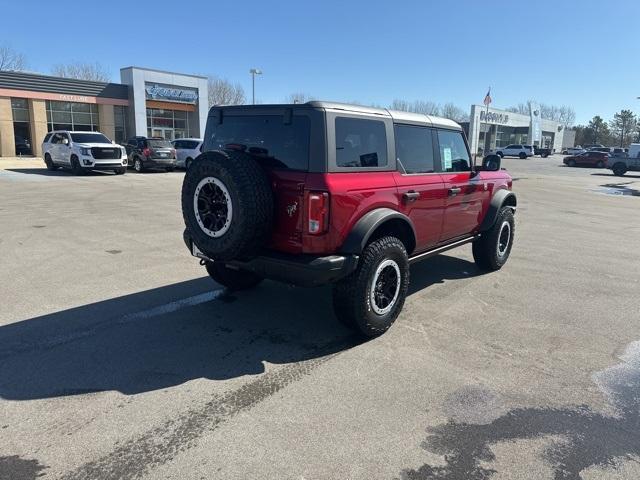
[608,143,640,176]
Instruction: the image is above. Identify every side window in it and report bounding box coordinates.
[43,133,52,143]
[505,145,515,149]
[394,125,434,174]
[173,140,182,149]
[50,134,60,144]
[335,117,387,168]
[437,130,471,172]
[513,145,522,149]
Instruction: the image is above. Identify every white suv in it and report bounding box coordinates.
[42,131,128,175]
[494,144,532,159]
[172,138,203,169]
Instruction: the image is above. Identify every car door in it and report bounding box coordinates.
[437,129,488,242]
[58,133,72,165]
[503,144,516,156]
[48,133,60,161]
[392,124,446,252]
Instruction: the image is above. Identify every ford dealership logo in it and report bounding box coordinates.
[145,84,198,103]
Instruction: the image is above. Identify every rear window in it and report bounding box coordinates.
[205,115,310,171]
[335,117,387,168]
[70,133,111,144]
[148,139,172,148]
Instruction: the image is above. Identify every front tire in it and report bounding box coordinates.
[166,166,175,172]
[567,159,576,167]
[473,207,515,271]
[332,236,409,338]
[205,261,263,291]
[612,163,626,176]
[496,151,504,158]
[596,160,605,168]
[71,155,84,175]
[519,152,527,159]
[114,168,126,175]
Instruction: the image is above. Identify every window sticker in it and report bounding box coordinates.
[443,148,452,170]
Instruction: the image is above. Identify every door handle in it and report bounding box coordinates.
[448,187,462,197]
[402,191,420,203]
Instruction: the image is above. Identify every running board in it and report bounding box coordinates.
[408,235,479,264]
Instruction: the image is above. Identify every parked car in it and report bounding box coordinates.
[584,144,605,150]
[608,144,640,176]
[42,131,128,175]
[532,145,552,158]
[589,147,611,154]
[610,147,628,157]
[494,144,532,159]
[172,138,203,169]
[15,135,32,155]
[562,147,586,155]
[124,137,177,172]
[563,151,608,168]
[181,102,517,338]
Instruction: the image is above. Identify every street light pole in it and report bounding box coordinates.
[249,68,262,104]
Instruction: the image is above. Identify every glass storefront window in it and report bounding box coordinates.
[46,100,100,132]
[146,107,191,139]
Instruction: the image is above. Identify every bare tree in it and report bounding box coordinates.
[51,62,111,82]
[507,100,575,128]
[0,45,27,71]
[390,99,440,115]
[208,76,245,107]
[441,103,469,122]
[285,92,314,104]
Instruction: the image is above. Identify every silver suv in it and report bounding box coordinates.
[42,131,128,175]
[494,144,533,159]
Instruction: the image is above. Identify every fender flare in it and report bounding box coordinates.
[479,189,517,232]
[340,208,417,255]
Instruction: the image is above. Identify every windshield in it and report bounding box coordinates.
[205,115,310,171]
[70,133,112,144]
[148,139,172,148]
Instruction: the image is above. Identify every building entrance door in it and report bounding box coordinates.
[151,128,174,141]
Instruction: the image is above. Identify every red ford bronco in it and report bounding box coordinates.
[181,102,516,337]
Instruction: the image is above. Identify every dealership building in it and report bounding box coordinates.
[463,104,568,155]
[0,67,208,157]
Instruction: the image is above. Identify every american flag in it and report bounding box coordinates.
[483,88,492,106]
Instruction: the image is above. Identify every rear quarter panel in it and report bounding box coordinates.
[302,172,399,254]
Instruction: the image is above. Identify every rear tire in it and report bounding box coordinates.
[473,207,515,271]
[567,159,576,167]
[332,236,409,338]
[44,153,58,171]
[519,152,527,159]
[134,157,144,173]
[205,261,263,291]
[596,160,605,168]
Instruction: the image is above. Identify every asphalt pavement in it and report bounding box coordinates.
[0,156,639,479]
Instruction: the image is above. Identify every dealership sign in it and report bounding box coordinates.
[480,110,509,124]
[145,84,198,103]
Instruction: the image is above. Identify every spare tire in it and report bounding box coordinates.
[181,150,273,261]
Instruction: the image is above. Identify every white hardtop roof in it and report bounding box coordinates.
[306,101,461,130]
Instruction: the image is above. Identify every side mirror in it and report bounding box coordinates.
[482,154,501,171]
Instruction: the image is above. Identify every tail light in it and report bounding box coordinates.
[307,192,329,235]
[143,147,151,157]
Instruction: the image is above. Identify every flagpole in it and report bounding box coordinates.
[484,87,490,156]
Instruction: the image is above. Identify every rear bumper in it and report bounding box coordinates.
[183,230,359,287]
[140,158,176,168]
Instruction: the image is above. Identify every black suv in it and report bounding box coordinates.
[124,137,177,172]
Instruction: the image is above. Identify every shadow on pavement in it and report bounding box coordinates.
[6,168,115,177]
[0,255,481,401]
[592,172,640,179]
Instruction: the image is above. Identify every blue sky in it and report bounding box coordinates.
[2,0,639,124]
